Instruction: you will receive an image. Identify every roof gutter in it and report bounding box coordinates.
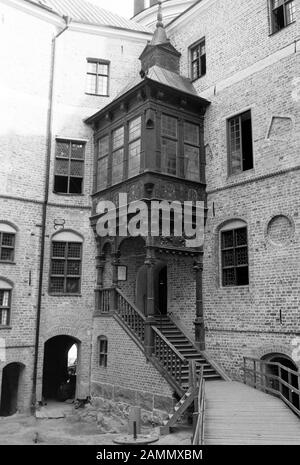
[31,14,72,412]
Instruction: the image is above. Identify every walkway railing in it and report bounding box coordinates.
[192,365,205,445]
[243,357,300,417]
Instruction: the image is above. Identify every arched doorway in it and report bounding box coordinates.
[42,336,79,402]
[0,363,25,416]
[262,353,299,409]
[136,261,167,315]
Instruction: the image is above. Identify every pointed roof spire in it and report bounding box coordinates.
[151,1,168,45]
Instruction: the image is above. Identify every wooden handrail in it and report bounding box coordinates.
[192,365,205,445]
[152,326,187,363]
[243,356,300,417]
[116,288,146,321]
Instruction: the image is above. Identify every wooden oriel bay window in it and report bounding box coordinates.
[95,112,202,192]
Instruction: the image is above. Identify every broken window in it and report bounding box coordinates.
[228,110,253,175]
[86,59,109,96]
[0,224,16,262]
[271,0,295,33]
[98,336,108,367]
[221,225,249,287]
[49,241,82,295]
[0,287,11,326]
[54,140,85,194]
[191,39,206,81]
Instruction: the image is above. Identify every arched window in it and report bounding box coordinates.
[0,279,13,326]
[49,231,83,295]
[98,336,108,367]
[0,223,17,263]
[220,220,249,287]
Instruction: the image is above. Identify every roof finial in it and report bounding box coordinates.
[151,1,168,45]
[157,1,163,27]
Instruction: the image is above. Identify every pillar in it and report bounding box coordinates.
[193,253,205,351]
[144,241,156,357]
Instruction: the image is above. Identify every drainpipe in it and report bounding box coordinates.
[31,15,72,412]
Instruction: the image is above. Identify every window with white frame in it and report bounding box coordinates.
[0,279,12,326]
[0,223,16,262]
[220,221,249,287]
[86,59,109,96]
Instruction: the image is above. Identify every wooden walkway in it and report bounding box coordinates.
[204,381,300,444]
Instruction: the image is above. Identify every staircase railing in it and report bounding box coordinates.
[115,288,146,344]
[243,356,300,417]
[98,287,114,313]
[192,365,205,445]
[152,326,188,385]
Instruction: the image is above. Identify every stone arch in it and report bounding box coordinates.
[42,334,81,402]
[0,220,18,232]
[0,362,25,416]
[51,229,84,242]
[252,343,298,367]
[43,326,83,344]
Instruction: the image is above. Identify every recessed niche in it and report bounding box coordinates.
[267,215,294,246]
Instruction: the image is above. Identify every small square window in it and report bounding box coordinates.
[86,59,109,96]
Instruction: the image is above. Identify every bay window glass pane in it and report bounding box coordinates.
[184,145,200,181]
[128,140,141,177]
[162,139,177,175]
[184,122,199,145]
[112,127,124,150]
[129,117,141,141]
[99,136,109,157]
[162,115,177,138]
[97,156,108,190]
[112,148,124,184]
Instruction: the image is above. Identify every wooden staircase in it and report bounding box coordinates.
[153,315,222,387]
[99,287,224,395]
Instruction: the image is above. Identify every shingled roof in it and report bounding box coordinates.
[27,0,151,32]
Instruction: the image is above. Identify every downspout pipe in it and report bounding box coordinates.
[31,15,72,411]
